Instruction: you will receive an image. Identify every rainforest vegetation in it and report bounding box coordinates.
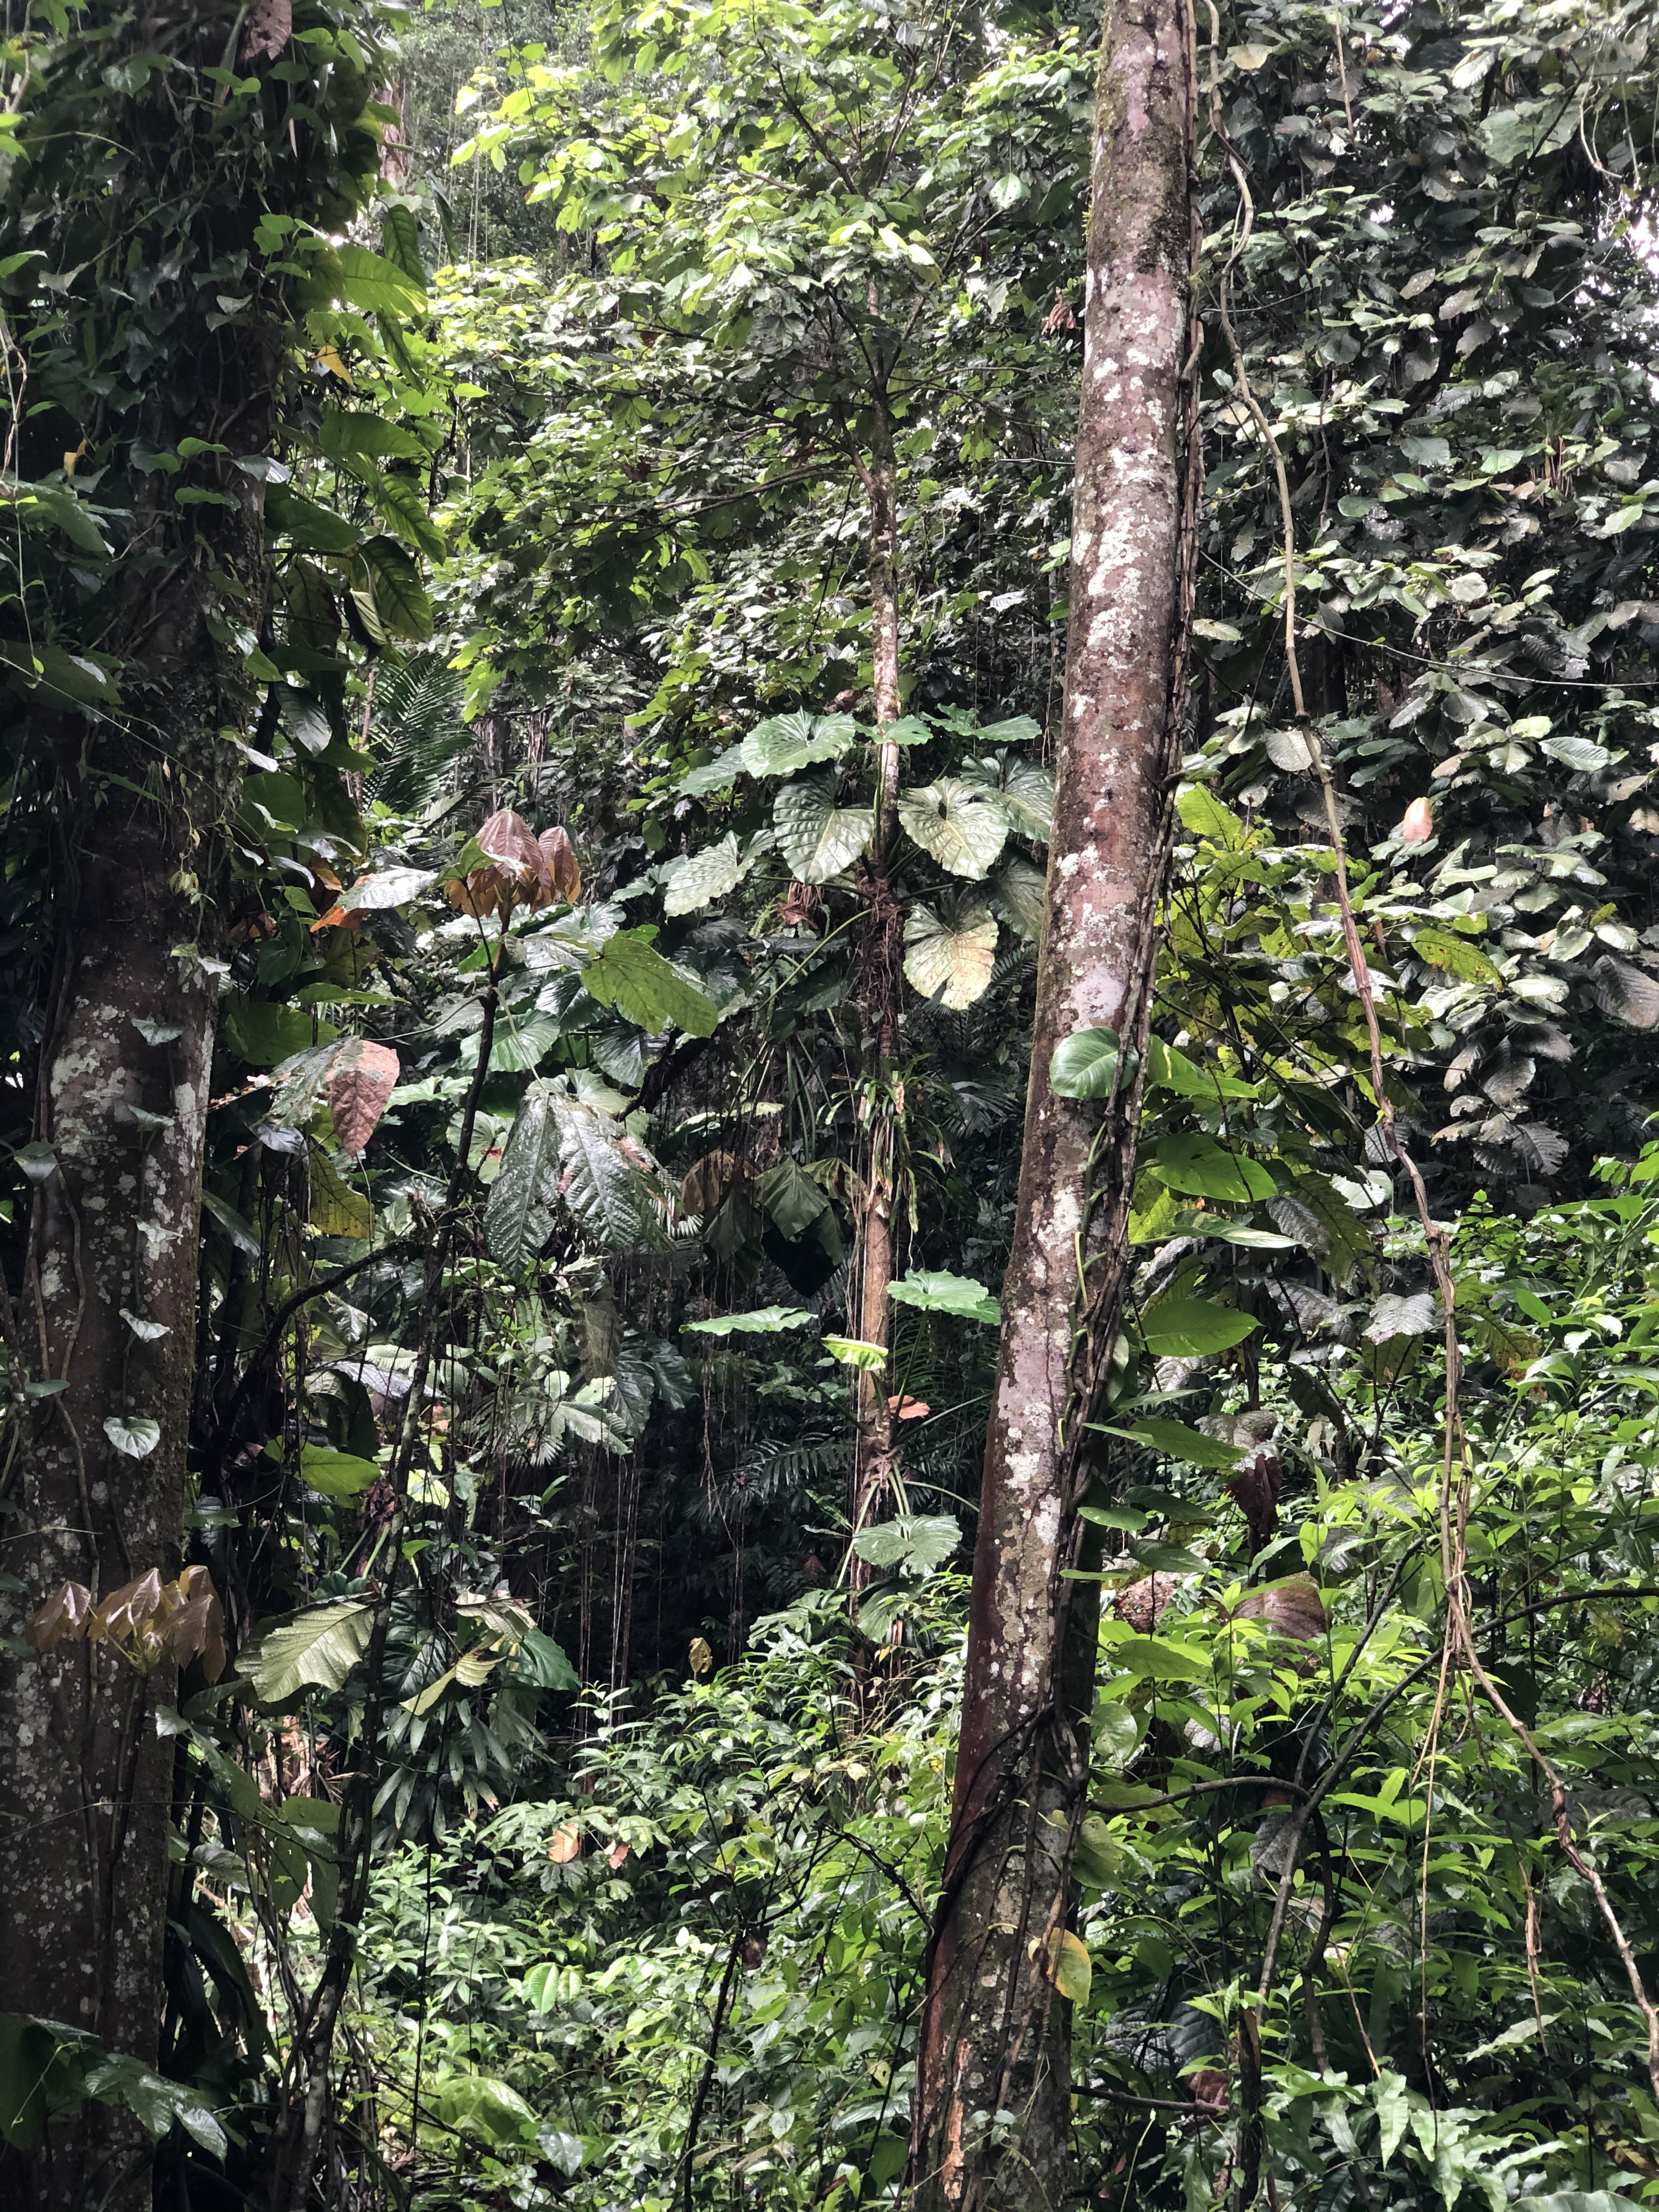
[3,0,1659,2208]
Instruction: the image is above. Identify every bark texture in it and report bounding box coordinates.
[909,2,1194,2203]
[0,754,233,2209]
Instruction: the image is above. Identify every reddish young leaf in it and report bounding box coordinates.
[23,1579,93,1652]
[325,1040,401,1155]
[539,825,582,904]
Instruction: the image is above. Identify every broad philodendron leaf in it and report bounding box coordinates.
[897,778,1009,879]
[238,1600,374,1707]
[850,1514,960,1573]
[1050,1027,1131,1099]
[902,903,998,1009]
[661,833,743,916]
[298,1445,380,1499]
[1153,1133,1276,1203]
[429,2074,538,2150]
[963,755,1056,841]
[1138,1298,1259,1358]
[740,710,855,778]
[775,775,870,883]
[986,854,1047,940]
[682,1306,815,1335]
[487,1082,563,1275]
[889,1270,1000,1324]
[823,1335,887,1369]
[581,930,718,1036]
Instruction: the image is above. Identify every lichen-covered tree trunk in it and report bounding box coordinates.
[0,745,238,2205]
[909,2,1194,2203]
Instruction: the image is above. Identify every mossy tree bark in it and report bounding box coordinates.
[908,1,1196,2203]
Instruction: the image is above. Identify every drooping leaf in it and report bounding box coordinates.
[429,2074,537,2150]
[1118,1417,1247,1470]
[902,902,998,1009]
[238,1601,374,1707]
[823,1336,888,1369]
[309,1152,372,1239]
[1138,1298,1258,1358]
[359,536,432,641]
[682,1306,815,1336]
[1146,1036,1258,1099]
[986,854,1047,940]
[486,1083,564,1276]
[889,1270,1000,1324]
[897,778,1009,879]
[582,930,718,1036]
[775,775,870,883]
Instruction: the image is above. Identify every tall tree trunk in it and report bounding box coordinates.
[909,3,1195,2203]
[852,419,903,1582]
[0,712,252,2209]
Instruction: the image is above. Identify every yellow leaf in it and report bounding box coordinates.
[688,1635,714,1678]
[546,1823,581,1864]
[1035,1928,1092,2006]
[317,345,354,384]
[310,1151,372,1238]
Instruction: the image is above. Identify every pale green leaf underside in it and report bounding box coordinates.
[775,775,870,883]
[898,779,1009,879]
[902,902,998,1008]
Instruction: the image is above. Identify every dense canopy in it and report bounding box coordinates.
[2,0,1659,2208]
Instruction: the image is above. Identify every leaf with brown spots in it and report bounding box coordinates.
[325,1039,401,1155]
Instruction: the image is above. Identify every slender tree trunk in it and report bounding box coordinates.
[852,421,904,1582]
[909,3,1195,2204]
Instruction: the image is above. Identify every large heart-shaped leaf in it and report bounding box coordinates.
[987,854,1047,940]
[889,1270,1000,1324]
[903,902,998,1009]
[662,833,743,916]
[898,779,1009,879]
[1050,1027,1130,1099]
[740,711,857,778]
[775,776,870,883]
[964,755,1056,841]
[682,1306,815,1335]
